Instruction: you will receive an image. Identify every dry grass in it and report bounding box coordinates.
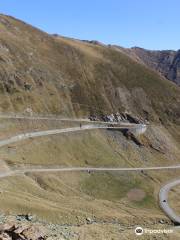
[0,120,179,228]
[0,14,179,239]
[0,14,179,122]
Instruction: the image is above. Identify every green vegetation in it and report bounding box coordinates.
[81,172,141,201]
[81,171,157,209]
[134,194,156,208]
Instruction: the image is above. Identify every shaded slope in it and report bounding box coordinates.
[115,46,180,86]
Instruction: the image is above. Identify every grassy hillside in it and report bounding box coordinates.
[0,118,179,230]
[0,14,179,239]
[0,14,179,124]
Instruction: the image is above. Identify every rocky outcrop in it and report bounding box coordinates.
[115,46,180,86]
[89,112,146,123]
[167,50,180,85]
[0,222,46,240]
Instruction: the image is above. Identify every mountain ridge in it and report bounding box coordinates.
[0,14,180,240]
[113,46,180,86]
[0,14,179,125]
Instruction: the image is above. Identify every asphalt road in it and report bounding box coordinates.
[0,114,147,127]
[14,165,180,174]
[0,119,179,224]
[0,124,146,148]
[159,180,180,224]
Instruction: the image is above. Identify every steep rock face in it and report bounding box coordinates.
[117,46,180,86]
[0,14,179,124]
[167,50,180,85]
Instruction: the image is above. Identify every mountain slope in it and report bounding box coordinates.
[0,14,180,239]
[0,14,179,125]
[114,46,180,86]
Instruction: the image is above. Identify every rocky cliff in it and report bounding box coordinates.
[115,46,180,86]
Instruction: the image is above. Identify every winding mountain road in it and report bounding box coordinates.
[0,114,146,127]
[0,117,179,224]
[159,180,180,224]
[0,123,146,147]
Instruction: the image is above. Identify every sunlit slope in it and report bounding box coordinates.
[0,14,179,124]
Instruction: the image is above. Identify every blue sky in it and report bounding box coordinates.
[0,0,179,50]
